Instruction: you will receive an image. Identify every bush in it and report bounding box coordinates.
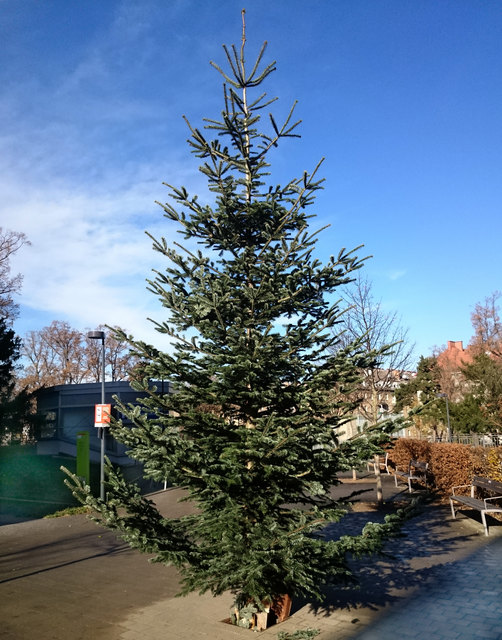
[387,438,431,472]
[428,444,473,497]
[387,439,502,500]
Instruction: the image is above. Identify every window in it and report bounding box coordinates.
[40,410,57,439]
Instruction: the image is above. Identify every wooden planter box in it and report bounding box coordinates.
[256,594,292,631]
[226,594,293,632]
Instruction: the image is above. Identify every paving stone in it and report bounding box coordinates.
[1,474,502,639]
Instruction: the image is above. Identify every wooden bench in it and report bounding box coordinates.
[450,476,502,536]
[394,459,428,493]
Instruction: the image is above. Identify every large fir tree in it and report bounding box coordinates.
[66,16,408,624]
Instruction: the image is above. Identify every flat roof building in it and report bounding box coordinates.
[35,380,172,467]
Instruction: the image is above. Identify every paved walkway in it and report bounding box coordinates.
[1,473,501,639]
[351,536,502,640]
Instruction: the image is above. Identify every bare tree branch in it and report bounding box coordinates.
[335,274,415,425]
[0,228,30,321]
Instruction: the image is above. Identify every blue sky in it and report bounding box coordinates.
[2,0,501,365]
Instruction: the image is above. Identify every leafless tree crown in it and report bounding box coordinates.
[20,322,140,391]
[0,227,30,321]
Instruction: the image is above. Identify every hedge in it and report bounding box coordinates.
[386,439,502,500]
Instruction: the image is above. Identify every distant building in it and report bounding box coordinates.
[338,368,415,441]
[436,340,474,403]
[35,380,172,465]
[437,340,473,369]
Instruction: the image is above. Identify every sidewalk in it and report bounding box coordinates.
[1,472,501,639]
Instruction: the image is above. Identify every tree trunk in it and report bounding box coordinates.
[374,454,383,506]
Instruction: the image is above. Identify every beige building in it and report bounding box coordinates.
[337,368,415,442]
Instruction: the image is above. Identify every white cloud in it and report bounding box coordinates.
[387,269,406,281]
[1,150,209,350]
[0,1,211,352]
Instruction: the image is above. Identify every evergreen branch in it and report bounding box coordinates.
[293,470,312,478]
[248,93,278,111]
[171,242,225,278]
[239,9,247,85]
[270,518,328,547]
[265,424,311,457]
[254,101,302,159]
[210,48,241,89]
[145,319,214,358]
[212,292,227,332]
[210,16,276,90]
[254,159,326,262]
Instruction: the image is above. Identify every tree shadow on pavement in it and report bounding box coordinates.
[0,527,130,584]
[293,503,483,616]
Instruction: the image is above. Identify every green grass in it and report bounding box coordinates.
[0,445,100,521]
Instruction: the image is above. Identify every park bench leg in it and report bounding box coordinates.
[450,499,456,519]
[481,511,489,536]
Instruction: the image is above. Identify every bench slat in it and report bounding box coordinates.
[450,496,485,510]
[472,477,502,494]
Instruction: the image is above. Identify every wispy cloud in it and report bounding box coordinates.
[387,269,406,281]
[2,167,180,344]
[0,1,216,347]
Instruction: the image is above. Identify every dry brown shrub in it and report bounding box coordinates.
[387,438,431,472]
[428,443,473,498]
[389,441,502,501]
[469,446,488,477]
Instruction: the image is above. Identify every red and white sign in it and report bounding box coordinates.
[94,404,112,428]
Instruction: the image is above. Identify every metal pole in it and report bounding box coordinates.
[445,395,452,442]
[87,330,107,501]
[437,393,452,443]
[100,336,105,501]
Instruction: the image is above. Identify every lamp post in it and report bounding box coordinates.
[437,393,452,442]
[87,330,106,500]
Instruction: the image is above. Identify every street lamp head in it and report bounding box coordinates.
[87,330,105,341]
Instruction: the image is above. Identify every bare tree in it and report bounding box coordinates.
[21,329,58,390]
[337,274,415,426]
[470,291,501,358]
[21,321,86,389]
[84,325,137,382]
[0,228,30,321]
[21,322,139,391]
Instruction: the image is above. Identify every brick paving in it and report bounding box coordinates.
[349,536,502,640]
[1,473,501,639]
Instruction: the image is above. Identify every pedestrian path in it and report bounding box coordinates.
[1,476,501,639]
[350,536,502,640]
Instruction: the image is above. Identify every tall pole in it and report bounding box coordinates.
[445,395,451,443]
[100,335,105,501]
[87,330,106,501]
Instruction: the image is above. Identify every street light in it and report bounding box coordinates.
[437,393,452,442]
[87,330,106,500]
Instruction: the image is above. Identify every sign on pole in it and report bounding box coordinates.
[94,404,112,428]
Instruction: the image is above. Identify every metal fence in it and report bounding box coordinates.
[397,432,501,447]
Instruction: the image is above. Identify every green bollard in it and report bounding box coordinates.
[76,431,90,485]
